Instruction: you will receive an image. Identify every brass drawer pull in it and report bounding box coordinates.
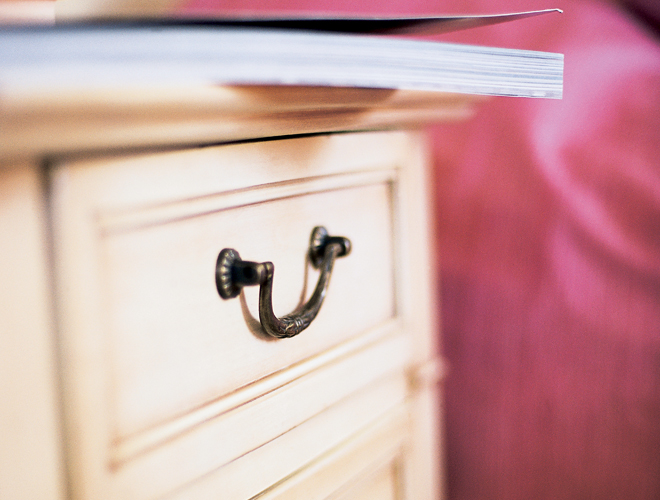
[216,226,351,338]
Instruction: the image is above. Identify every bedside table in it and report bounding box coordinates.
[1,84,468,500]
[0,13,564,498]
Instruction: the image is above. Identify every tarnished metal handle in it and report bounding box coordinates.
[216,226,351,339]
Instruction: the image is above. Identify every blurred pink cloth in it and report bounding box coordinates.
[430,1,660,498]
[183,0,660,498]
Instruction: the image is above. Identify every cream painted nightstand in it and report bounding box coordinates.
[1,19,560,500]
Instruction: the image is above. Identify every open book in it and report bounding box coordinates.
[0,10,563,99]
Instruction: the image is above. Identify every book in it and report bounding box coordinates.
[172,8,562,35]
[0,11,563,99]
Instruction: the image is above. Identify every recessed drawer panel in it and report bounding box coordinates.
[104,180,395,439]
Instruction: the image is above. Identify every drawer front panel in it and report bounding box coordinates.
[50,132,425,500]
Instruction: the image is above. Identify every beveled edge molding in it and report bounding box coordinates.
[111,317,404,465]
[160,368,410,500]
[254,404,408,500]
[98,168,398,234]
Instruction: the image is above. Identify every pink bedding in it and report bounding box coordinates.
[431,1,660,498]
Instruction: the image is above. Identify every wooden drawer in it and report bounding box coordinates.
[50,131,437,499]
[254,405,409,500]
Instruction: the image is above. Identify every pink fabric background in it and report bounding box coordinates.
[182,1,660,498]
[428,2,660,499]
